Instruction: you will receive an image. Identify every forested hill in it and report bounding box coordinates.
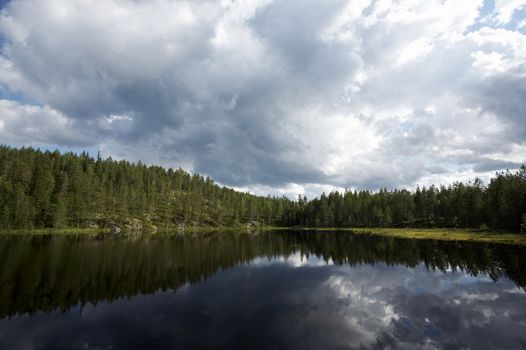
[0,146,293,230]
[0,145,525,232]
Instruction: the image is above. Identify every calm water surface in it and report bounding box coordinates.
[0,231,525,350]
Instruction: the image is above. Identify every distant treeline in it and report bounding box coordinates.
[292,169,526,231]
[0,145,525,231]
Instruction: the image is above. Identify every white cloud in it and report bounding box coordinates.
[493,0,526,24]
[0,0,525,196]
[396,38,434,66]
[0,99,92,146]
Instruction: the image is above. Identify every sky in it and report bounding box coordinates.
[0,0,525,198]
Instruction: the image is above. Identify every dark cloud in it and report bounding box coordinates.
[473,157,524,172]
[464,70,526,140]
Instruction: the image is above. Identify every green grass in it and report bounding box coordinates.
[298,227,526,245]
[0,227,106,235]
[1,226,525,245]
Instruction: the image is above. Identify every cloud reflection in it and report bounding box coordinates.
[1,259,525,349]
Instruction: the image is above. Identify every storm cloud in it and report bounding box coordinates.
[0,0,525,196]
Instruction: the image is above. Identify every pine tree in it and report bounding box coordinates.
[30,155,55,227]
[51,171,68,228]
[67,158,86,228]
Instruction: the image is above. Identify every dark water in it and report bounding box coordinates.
[0,231,526,350]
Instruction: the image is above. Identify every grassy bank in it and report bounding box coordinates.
[298,227,526,245]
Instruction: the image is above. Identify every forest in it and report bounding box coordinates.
[0,145,525,231]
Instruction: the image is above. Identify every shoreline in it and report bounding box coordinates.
[297,227,526,245]
[1,226,525,245]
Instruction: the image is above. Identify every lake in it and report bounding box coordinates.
[0,231,525,349]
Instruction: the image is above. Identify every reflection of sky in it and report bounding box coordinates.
[0,259,525,350]
[251,252,334,268]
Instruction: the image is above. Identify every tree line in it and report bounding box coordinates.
[0,145,525,231]
[288,170,526,231]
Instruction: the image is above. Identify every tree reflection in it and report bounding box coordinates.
[0,231,524,319]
